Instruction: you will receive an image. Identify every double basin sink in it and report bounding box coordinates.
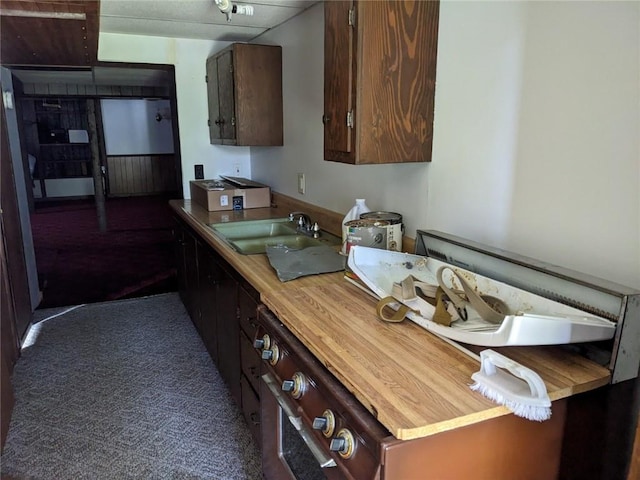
[207,217,342,255]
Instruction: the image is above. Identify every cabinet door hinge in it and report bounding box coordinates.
[346,110,354,128]
[348,8,356,27]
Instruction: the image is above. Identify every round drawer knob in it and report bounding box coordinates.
[312,409,336,438]
[261,344,280,365]
[330,428,355,459]
[312,417,327,429]
[282,372,307,399]
[329,437,345,452]
[254,334,270,350]
[282,380,295,392]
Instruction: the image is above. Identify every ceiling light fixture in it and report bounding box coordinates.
[214,0,254,23]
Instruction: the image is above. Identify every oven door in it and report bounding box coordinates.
[261,372,342,480]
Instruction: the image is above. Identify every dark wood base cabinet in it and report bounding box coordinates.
[175,218,577,479]
[173,217,261,447]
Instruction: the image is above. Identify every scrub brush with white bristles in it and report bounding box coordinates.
[470,349,552,422]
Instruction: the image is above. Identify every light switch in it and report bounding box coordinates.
[297,173,305,195]
[220,195,229,207]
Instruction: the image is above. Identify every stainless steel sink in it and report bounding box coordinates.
[208,217,297,240]
[208,218,342,255]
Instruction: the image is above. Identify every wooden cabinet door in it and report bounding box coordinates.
[217,50,237,144]
[358,0,439,164]
[324,0,440,164]
[206,55,222,144]
[183,230,200,325]
[198,248,219,363]
[206,43,282,146]
[233,43,283,146]
[215,259,241,405]
[173,219,188,307]
[324,0,356,163]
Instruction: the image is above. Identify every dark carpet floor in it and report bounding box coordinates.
[30,196,177,309]
[0,293,261,479]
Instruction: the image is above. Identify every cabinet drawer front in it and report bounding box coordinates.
[238,287,259,338]
[240,332,262,394]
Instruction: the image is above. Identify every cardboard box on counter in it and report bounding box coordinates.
[190,177,271,211]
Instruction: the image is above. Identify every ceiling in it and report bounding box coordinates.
[100,0,316,42]
[1,0,316,87]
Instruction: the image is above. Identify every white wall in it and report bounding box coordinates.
[252,1,639,289]
[98,33,252,198]
[101,99,174,155]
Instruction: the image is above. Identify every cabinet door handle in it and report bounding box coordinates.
[322,115,331,124]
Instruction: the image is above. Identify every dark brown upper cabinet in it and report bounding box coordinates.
[324,1,440,164]
[206,43,283,146]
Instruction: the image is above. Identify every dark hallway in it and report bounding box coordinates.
[30,195,177,309]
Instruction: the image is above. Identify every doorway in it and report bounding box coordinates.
[10,65,183,309]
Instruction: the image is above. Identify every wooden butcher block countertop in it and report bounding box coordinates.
[262,282,611,440]
[171,200,612,441]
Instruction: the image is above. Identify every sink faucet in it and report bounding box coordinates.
[289,212,321,238]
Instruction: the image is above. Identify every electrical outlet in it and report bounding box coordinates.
[233,163,241,176]
[194,164,204,179]
[297,173,305,195]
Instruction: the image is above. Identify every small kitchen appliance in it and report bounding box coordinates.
[359,211,403,252]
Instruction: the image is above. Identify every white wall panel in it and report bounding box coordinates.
[252,1,640,289]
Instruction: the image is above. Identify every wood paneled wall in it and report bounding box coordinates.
[107,155,177,196]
